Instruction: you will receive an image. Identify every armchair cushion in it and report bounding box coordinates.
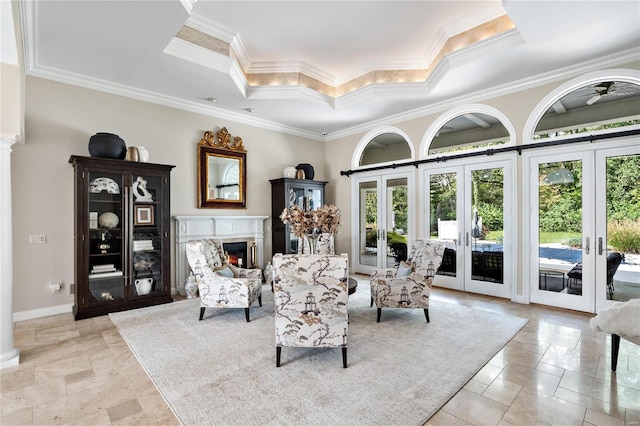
[397,261,414,277]
[217,265,235,278]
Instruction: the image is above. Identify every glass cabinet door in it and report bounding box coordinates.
[130,174,165,298]
[87,171,126,305]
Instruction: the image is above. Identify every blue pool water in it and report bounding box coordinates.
[473,243,583,264]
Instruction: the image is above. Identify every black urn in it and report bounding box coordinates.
[295,163,314,180]
[88,133,127,159]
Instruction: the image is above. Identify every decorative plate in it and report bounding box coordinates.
[89,177,120,194]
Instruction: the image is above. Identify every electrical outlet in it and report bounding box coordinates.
[50,281,61,293]
[29,234,46,244]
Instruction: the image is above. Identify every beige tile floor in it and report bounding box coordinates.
[2,284,639,425]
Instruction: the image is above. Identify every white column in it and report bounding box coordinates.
[1,138,19,369]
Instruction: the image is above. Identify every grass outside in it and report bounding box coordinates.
[539,232,581,245]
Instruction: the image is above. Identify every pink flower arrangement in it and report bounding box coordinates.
[280,204,341,238]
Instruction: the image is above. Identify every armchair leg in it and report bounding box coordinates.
[342,347,347,368]
[276,346,282,367]
[377,308,382,323]
[199,307,205,321]
[370,297,373,307]
[245,308,250,322]
[612,333,620,372]
[258,295,262,306]
[424,308,430,323]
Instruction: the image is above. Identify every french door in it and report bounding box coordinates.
[422,158,514,299]
[527,139,639,312]
[352,169,415,275]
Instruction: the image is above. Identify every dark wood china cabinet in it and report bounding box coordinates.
[69,156,174,320]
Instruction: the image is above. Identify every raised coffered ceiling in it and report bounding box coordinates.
[14,1,640,140]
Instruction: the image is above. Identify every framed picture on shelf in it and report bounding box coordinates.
[134,205,155,226]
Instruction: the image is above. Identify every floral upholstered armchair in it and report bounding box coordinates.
[186,240,262,322]
[370,239,445,323]
[272,253,349,368]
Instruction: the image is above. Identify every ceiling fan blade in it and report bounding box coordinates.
[587,94,601,105]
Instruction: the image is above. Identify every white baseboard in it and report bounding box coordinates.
[13,303,74,322]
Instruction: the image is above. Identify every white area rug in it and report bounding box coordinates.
[110,280,527,425]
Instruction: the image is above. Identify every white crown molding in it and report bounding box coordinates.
[163,37,234,75]
[230,33,250,73]
[186,13,235,43]
[185,13,252,75]
[17,0,36,72]
[246,85,336,109]
[326,48,640,141]
[184,6,515,91]
[229,61,249,98]
[440,29,524,70]
[247,60,336,87]
[26,64,323,141]
[179,0,198,15]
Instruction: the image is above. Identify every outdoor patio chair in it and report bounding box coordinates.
[567,252,624,297]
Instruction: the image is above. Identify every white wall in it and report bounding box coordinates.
[11,76,325,313]
[1,63,22,141]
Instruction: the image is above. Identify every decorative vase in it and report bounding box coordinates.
[295,169,305,179]
[283,166,296,178]
[88,132,127,159]
[264,261,274,284]
[136,146,149,162]
[185,272,198,299]
[305,233,320,254]
[125,147,139,161]
[134,278,153,295]
[295,163,314,180]
[98,212,119,229]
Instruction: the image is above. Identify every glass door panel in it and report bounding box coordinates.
[87,171,125,305]
[423,159,513,298]
[427,167,462,290]
[131,174,164,298]
[529,152,593,312]
[385,178,409,268]
[356,178,379,271]
[352,171,414,274]
[596,148,640,308]
[465,162,512,298]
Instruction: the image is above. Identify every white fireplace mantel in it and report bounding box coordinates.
[174,215,268,290]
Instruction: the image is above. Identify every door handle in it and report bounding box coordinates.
[598,237,603,255]
[382,229,386,240]
[377,229,380,240]
[465,232,469,247]
[585,237,590,255]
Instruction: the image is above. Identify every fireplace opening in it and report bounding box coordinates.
[222,241,253,268]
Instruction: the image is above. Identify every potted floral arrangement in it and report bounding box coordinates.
[280,204,341,253]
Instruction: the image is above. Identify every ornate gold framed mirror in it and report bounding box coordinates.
[197,127,247,209]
